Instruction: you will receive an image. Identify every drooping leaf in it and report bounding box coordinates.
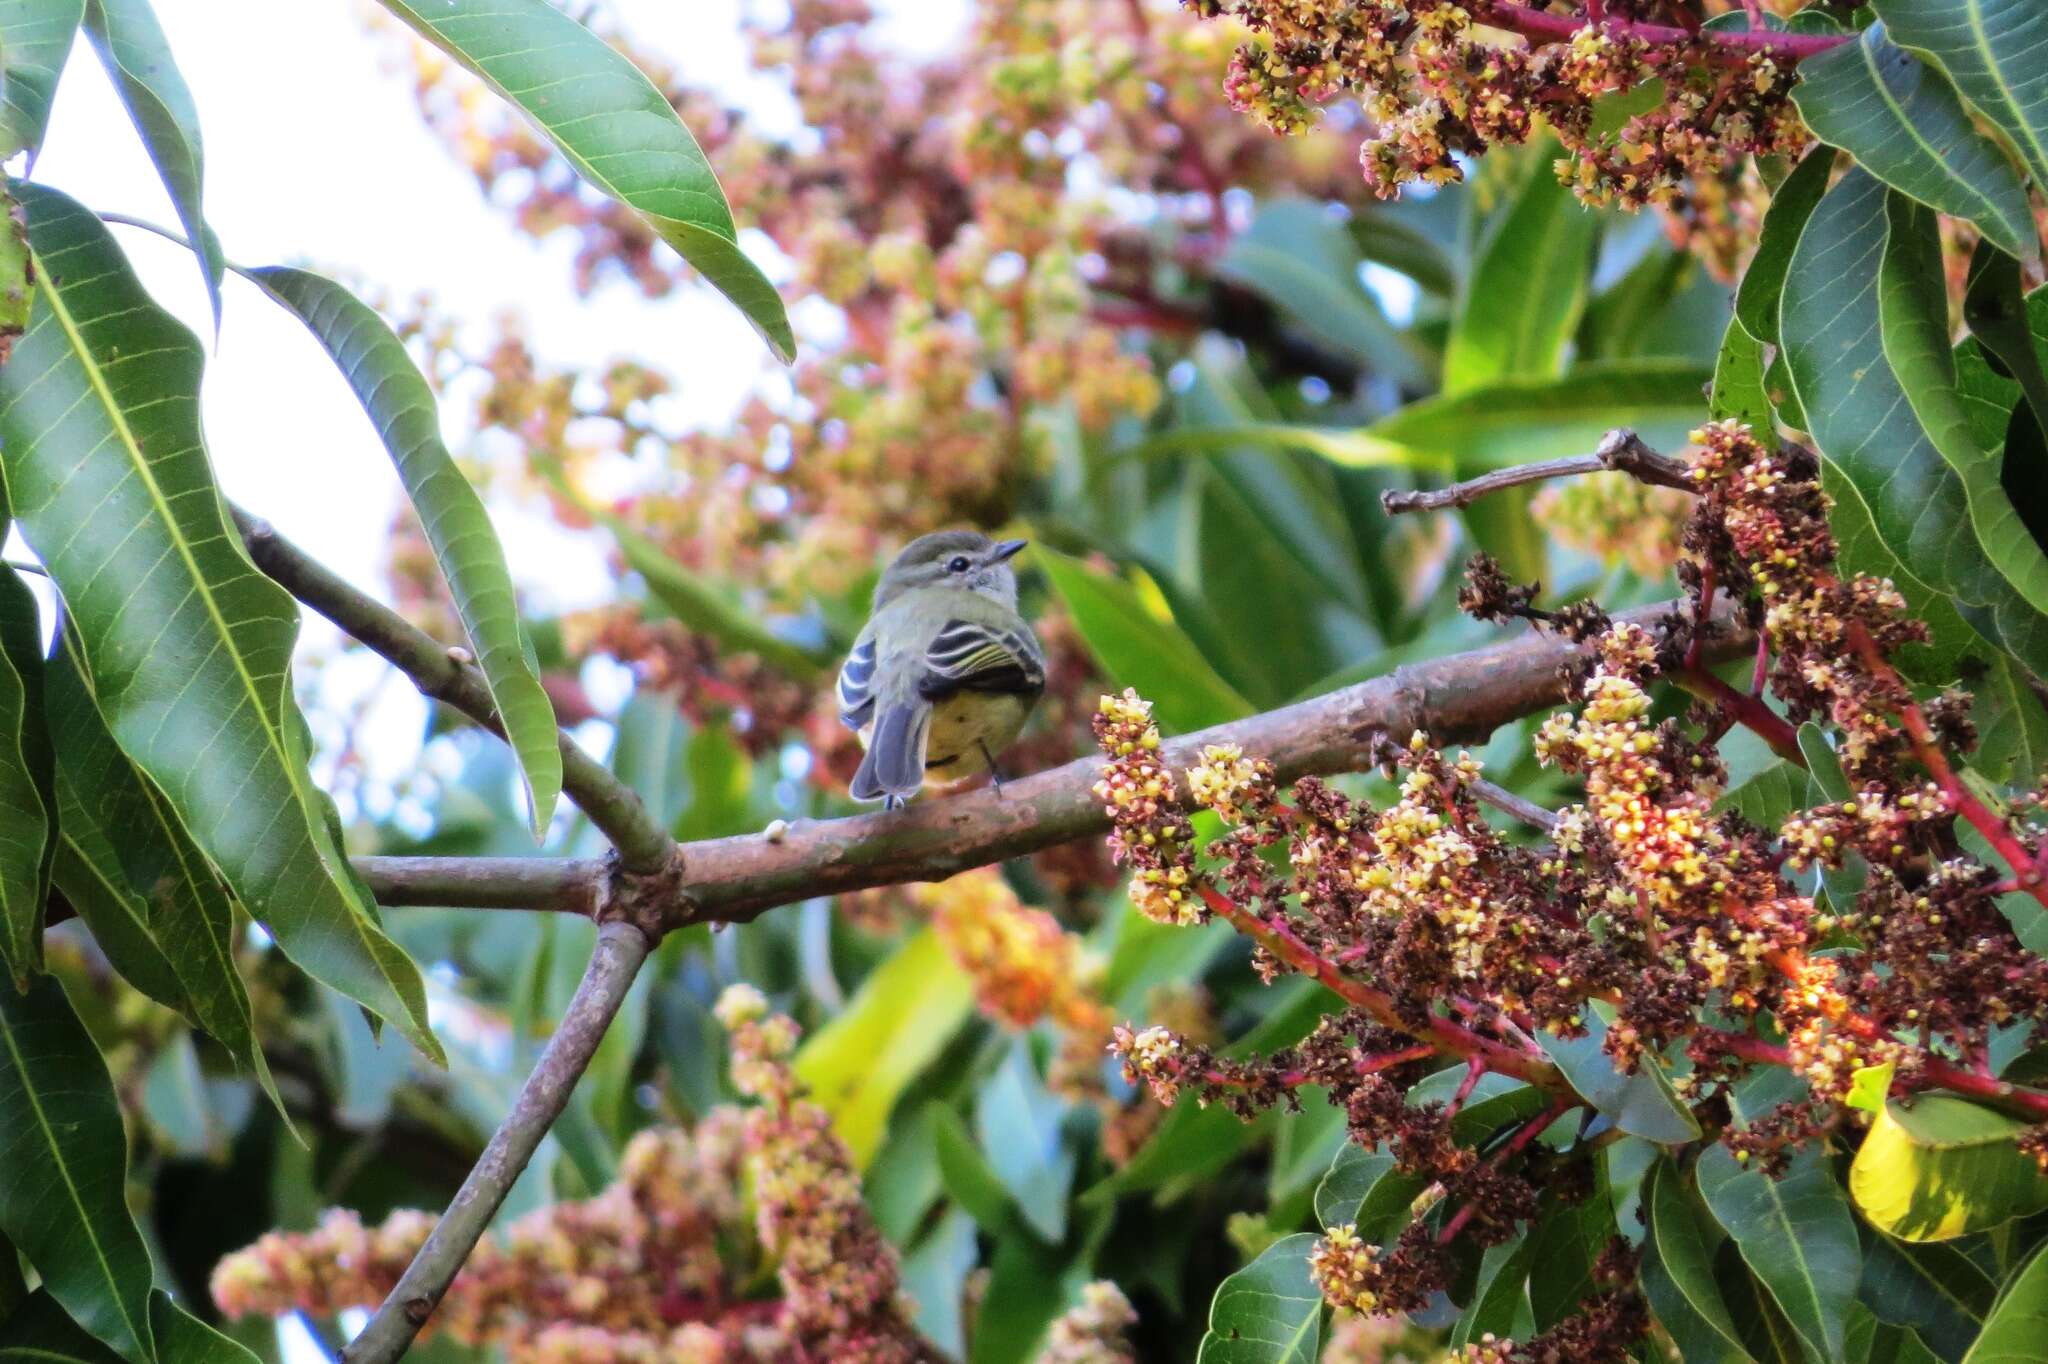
[1736,145,1835,346]
[1852,1095,2048,1242]
[1036,544,1254,735]
[0,978,157,1364]
[1195,1233,1323,1364]
[42,638,273,1096]
[1450,1232,1536,1349]
[0,181,440,1060]
[0,0,83,162]
[1961,1238,2048,1362]
[377,0,793,361]
[1860,1232,1997,1363]
[1536,1010,1700,1144]
[1443,157,1597,393]
[83,0,223,326]
[245,266,563,835]
[1793,23,2038,264]
[0,558,49,988]
[1873,0,2048,197]
[1962,240,2048,435]
[1698,1143,1862,1363]
[792,928,974,1167]
[1529,1187,1618,1330]
[1643,1156,1749,1359]
[1711,314,1773,430]
[149,1294,262,1364]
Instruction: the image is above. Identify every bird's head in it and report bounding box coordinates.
[873,530,1028,610]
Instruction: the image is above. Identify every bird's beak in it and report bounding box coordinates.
[992,538,1028,562]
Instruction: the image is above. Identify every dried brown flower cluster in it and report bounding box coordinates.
[1183,0,1841,274]
[1091,418,2048,1343]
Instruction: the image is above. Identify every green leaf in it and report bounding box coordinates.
[1347,202,1460,298]
[1443,158,1597,393]
[1848,1061,1899,1115]
[244,266,562,835]
[0,978,157,1364]
[930,1102,1015,1234]
[975,1041,1075,1243]
[1451,1232,1536,1349]
[82,0,223,326]
[149,1294,261,1364]
[1851,1095,2048,1242]
[1963,1238,2048,1362]
[1195,1232,1323,1364]
[792,927,974,1167]
[1860,1232,1997,1363]
[0,0,83,162]
[1536,1010,1700,1143]
[42,639,274,1099]
[1712,315,1773,430]
[1721,759,1810,828]
[899,1209,976,1360]
[1315,1148,1426,1242]
[0,181,440,1061]
[1644,1156,1750,1359]
[1219,199,1432,389]
[1529,1187,1618,1330]
[1962,241,2048,437]
[0,559,50,989]
[1698,1143,1862,1363]
[1880,194,2048,633]
[1873,0,2048,200]
[377,0,792,361]
[0,1291,258,1364]
[1036,544,1254,734]
[1793,23,2039,265]
[1737,146,1835,347]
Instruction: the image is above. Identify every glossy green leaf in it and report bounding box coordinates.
[1793,23,2038,264]
[1443,159,1597,393]
[245,266,562,834]
[930,1102,1015,1234]
[0,559,49,989]
[1847,1305,1948,1364]
[83,0,223,325]
[1736,145,1834,346]
[1880,194,2048,629]
[1644,1156,1749,1358]
[377,0,792,361]
[1037,544,1254,734]
[1962,241,2048,435]
[1711,314,1772,430]
[1699,1143,1862,1363]
[1852,1096,2048,1242]
[1873,0,2048,197]
[1347,203,1459,298]
[1721,759,1808,828]
[1536,1010,1700,1143]
[1314,1148,1425,1242]
[0,977,156,1364]
[0,181,440,1061]
[1195,1233,1322,1364]
[1860,1232,1996,1363]
[1450,1232,1535,1349]
[0,0,83,161]
[1530,1187,1617,1330]
[1962,1239,2048,1363]
[149,1294,261,1364]
[0,1290,258,1364]
[42,639,273,1097]
[792,927,973,1167]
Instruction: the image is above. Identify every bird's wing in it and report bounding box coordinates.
[837,634,878,730]
[917,618,1045,700]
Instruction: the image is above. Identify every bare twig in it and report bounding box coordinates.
[1381,428,1695,515]
[349,598,1744,920]
[1469,777,1559,832]
[233,509,677,875]
[341,920,653,1364]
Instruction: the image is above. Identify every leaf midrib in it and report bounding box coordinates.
[28,231,384,965]
[0,1007,148,1354]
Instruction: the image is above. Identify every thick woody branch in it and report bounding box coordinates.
[341,920,652,1364]
[1381,428,1695,515]
[233,509,677,875]
[350,598,1746,920]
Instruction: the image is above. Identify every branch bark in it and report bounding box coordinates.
[341,920,652,1364]
[1381,428,1695,515]
[234,509,678,875]
[350,598,1745,920]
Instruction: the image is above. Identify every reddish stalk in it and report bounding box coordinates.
[1673,667,1802,763]
[1750,632,1770,697]
[1474,0,1850,59]
[1448,1056,1488,1116]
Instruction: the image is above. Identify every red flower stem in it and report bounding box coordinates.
[1449,1056,1487,1116]
[1474,1,1850,59]
[1673,667,1803,763]
[1686,566,1716,671]
[1196,884,1568,1092]
[1200,1044,1437,1093]
[1702,1028,2048,1121]
[1437,1200,1481,1245]
[1847,624,2048,909]
[1751,632,1770,697]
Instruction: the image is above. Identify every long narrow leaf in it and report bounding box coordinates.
[0,558,49,988]
[83,0,224,327]
[0,181,440,1062]
[1874,0,2048,195]
[378,0,793,361]
[0,978,157,1364]
[0,0,83,161]
[244,266,562,835]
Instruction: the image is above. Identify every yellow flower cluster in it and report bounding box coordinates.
[914,868,1110,1034]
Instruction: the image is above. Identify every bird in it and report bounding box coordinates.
[838,530,1045,810]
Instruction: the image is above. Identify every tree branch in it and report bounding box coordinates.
[340,919,652,1364]
[348,598,1747,920]
[233,509,678,875]
[1381,428,1695,515]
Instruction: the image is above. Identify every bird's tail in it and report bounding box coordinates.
[850,702,929,804]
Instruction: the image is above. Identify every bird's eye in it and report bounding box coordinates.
[947,555,971,573]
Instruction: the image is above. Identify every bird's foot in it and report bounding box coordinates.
[884,793,908,812]
[978,741,1009,795]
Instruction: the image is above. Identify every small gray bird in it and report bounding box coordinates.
[839,531,1045,809]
